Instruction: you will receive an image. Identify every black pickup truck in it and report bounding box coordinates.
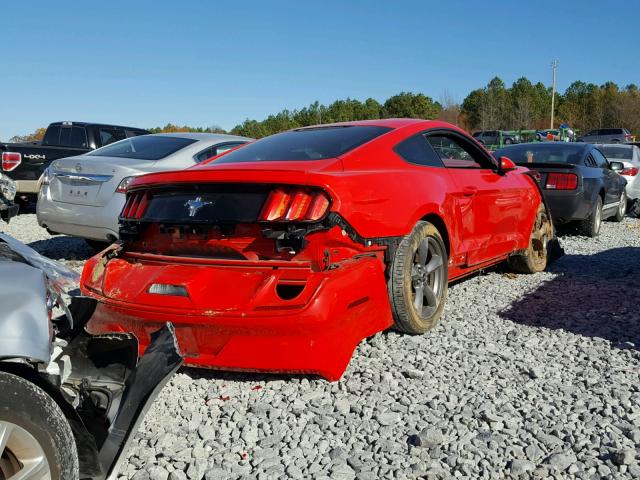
[1,121,149,201]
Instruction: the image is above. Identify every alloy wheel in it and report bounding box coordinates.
[619,192,627,217]
[411,237,446,318]
[0,421,51,480]
[594,201,602,233]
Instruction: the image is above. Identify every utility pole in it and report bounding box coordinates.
[550,59,559,129]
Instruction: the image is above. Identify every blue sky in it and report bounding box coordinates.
[1,0,637,140]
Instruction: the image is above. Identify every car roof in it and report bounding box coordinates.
[596,143,633,149]
[50,121,149,131]
[294,118,432,130]
[150,132,251,142]
[499,142,592,150]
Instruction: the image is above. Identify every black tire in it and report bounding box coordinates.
[0,371,78,480]
[579,196,603,237]
[508,203,552,273]
[388,221,448,334]
[504,138,513,145]
[85,239,112,252]
[612,189,627,222]
[628,199,640,218]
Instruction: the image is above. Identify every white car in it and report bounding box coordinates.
[37,133,250,247]
[598,143,640,202]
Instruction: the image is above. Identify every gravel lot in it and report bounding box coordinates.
[2,213,640,480]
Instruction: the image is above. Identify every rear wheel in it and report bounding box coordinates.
[388,221,448,334]
[507,203,552,273]
[0,371,78,480]
[612,190,627,222]
[504,138,513,145]
[579,196,602,237]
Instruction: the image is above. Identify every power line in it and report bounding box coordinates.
[550,59,559,129]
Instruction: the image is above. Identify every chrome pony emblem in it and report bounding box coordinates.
[185,197,212,217]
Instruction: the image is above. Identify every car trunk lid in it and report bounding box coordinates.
[50,155,153,207]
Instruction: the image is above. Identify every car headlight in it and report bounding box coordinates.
[0,173,16,202]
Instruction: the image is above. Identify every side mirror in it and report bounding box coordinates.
[498,156,517,173]
[610,161,624,171]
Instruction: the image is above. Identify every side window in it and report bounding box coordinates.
[194,146,215,163]
[99,128,126,147]
[393,135,443,167]
[42,125,61,145]
[585,155,597,167]
[69,126,88,148]
[592,149,609,168]
[426,134,486,169]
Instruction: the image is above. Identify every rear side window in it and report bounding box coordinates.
[98,128,127,147]
[592,149,609,168]
[42,126,61,146]
[88,136,197,160]
[214,126,391,163]
[194,142,247,163]
[602,128,621,135]
[394,134,443,167]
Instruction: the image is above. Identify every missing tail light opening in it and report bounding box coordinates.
[545,173,578,190]
[260,188,330,222]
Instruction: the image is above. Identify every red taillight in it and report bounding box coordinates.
[285,191,313,221]
[260,188,330,222]
[260,189,291,221]
[1,152,21,172]
[545,173,578,190]
[120,191,149,219]
[307,193,330,220]
[620,167,639,176]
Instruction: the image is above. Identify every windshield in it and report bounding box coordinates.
[598,145,633,160]
[88,136,197,160]
[494,144,586,165]
[214,126,391,163]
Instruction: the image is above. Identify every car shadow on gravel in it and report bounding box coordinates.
[500,247,640,351]
[27,236,95,261]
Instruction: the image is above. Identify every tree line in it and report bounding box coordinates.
[9,77,640,142]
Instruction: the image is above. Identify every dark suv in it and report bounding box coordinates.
[578,128,634,144]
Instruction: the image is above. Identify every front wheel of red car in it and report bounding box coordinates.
[388,221,448,334]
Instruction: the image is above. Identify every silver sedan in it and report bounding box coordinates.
[36,132,250,246]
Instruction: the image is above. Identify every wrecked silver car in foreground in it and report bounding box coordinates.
[0,233,182,479]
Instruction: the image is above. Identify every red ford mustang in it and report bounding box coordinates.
[81,119,556,380]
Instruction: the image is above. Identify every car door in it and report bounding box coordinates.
[424,131,529,266]
[592,147,622,205]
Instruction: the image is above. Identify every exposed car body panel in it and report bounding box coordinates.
[81,120,548,380]
[0,262,51,363]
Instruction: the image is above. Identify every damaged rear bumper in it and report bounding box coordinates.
[82,251,393,381]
